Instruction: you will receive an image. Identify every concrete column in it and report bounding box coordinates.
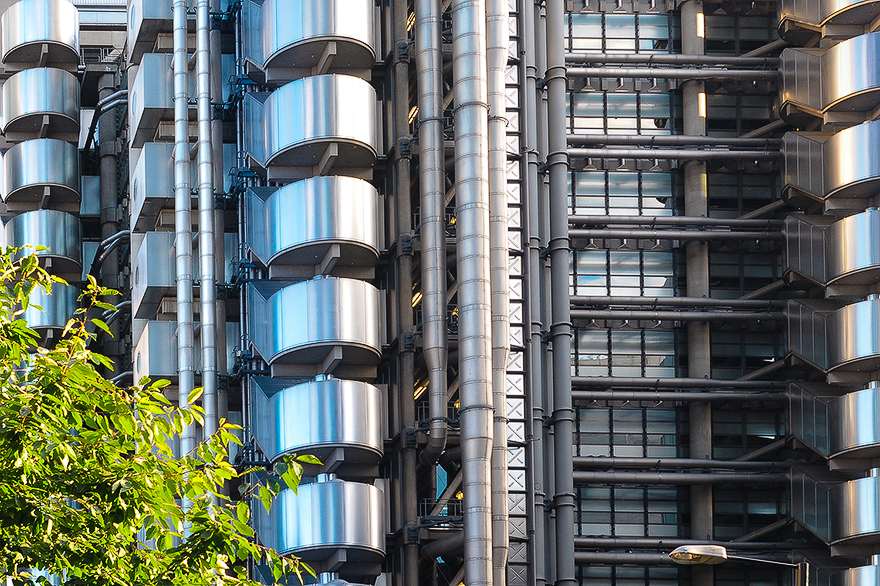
[680,2,713,585]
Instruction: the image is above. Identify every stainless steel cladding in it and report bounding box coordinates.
[128,53,176,148]
[254,479,385,562]
[830,386,880,458]
[830,476,880,544]
[245,177,380,279]
[788,298,880,372]
[131,231,176,319]
[779,0,880,32]
[1,68,80,141]
[22,281,77,331]
[127,0,173,65]
[249,377,383,464]
[131,230,239,319]
[247,277,381,379]
[782,34,880,113]
[827,298,880,371]
[821,33,880,111]
[832,565,880,586]
[129,142,196,231]
[5,210,82,279]
[825,209,880,284]
[822,122,880,200]
[132,320,241,382]
[0,0,79,68]
[253,0,375,82]
[4,138,80,211]
[244,74,377,177]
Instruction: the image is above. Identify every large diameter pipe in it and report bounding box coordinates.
[567,66,779,79]
[571,309,784,321]
[567,134,781,147]
[569,147,780,160]
[173,0,196,464]
[546,1,576,585]
[565,52,779,67]
[571,376,782,389]
[573,471,786,484]
[196,0,218,439]
[487,0,510,583]
[416,0,449,467]
[568,215,782,228]
[570,228,783,240]
[572,391,783,402]
[571,295,785,308]
[452,1,494,584]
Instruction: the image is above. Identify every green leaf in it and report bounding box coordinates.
[91,318,113,337]
[187,386,204,404]
[295,454,323,466]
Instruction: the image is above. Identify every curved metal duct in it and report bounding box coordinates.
[4,138,80,210]
[827,298,880,372]
[821,33,880,114]
[254,479,385,563]
[245,177,380,278]
[779,0,880,36]
[833,564,880,586]
[247,277,381,379]
[825,208,880,284]
[830,475,880,544]
[249,377,383,466]
[823,123,880,201]
[259,0,375,81]
[5,209,81,278]
[0,0,79,68]
[23,281,77,332]
[831,386,880,458]
[782,33,880,114]
[257,74,378,169]
[1,68,80,140]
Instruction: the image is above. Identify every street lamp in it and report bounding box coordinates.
[669,545,810,586]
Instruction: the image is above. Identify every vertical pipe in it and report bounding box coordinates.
[521,0,548,582]
[451,1,494,584]
[545,2,576,586]
[680,2,714,585]
[415,0,449,466]
[173,0,196,461]
[210,0,228,426]
[391,1,418,584]
[98,73,120,371]
[196,0,218,437]
[487,0,511,582]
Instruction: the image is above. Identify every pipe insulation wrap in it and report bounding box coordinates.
[487,0,511,582]
[173,0,196,465]
[452,0,494,584]
[196,0,218,438]
[415,0,449,467]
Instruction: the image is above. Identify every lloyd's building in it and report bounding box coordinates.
[3,0,880,584]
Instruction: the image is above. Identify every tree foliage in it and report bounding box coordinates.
[0,248,311,586]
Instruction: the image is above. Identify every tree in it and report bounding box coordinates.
[0,248,311,586]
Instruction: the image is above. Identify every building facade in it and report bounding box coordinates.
[1,0,879,584]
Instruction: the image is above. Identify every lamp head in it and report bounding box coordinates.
[668,545,729,565]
